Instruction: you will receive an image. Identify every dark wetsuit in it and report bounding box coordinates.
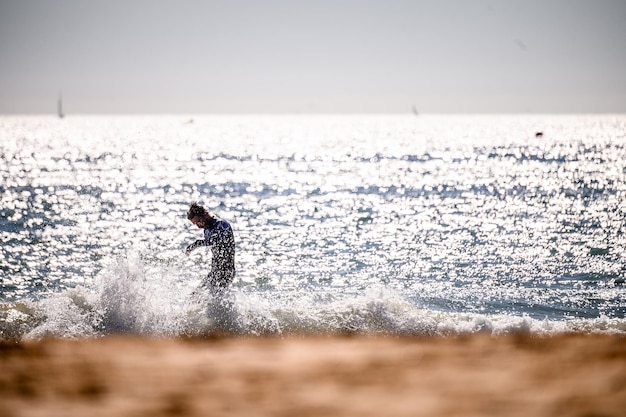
[187,218,236,292]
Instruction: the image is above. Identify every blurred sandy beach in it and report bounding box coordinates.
[1,334,625,417]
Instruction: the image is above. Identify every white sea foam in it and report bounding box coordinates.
[10,253,623,341]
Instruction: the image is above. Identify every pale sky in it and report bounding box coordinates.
[1,0,625,114]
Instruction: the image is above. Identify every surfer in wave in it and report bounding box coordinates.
[185,202,236,294]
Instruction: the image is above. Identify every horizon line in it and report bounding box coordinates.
[2,111,625,117]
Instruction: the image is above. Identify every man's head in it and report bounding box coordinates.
[187,202,212,229]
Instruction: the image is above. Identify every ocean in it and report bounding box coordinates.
[1,114,625,341]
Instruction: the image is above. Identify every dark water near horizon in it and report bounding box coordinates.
[1,114,625,341]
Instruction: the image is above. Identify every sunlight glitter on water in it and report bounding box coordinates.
[1,115,625,339]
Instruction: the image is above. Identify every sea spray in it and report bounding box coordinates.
[95,252,188,335]
[3,250,626,342]
[24,289,101,340]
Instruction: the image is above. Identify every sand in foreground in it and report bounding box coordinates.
[1,334,625,417]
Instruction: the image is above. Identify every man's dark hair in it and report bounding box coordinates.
[187,202,210,220]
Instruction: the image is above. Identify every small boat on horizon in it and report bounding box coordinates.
[57,94,64,118]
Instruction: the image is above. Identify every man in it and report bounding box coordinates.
[185,202,236,293]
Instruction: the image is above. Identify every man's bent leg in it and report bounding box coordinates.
[205,269,235,296]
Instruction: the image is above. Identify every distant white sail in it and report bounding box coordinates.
[58,94,64,118]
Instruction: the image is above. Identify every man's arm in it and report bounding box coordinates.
[185,239,206,255]
[186,221,230,254]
